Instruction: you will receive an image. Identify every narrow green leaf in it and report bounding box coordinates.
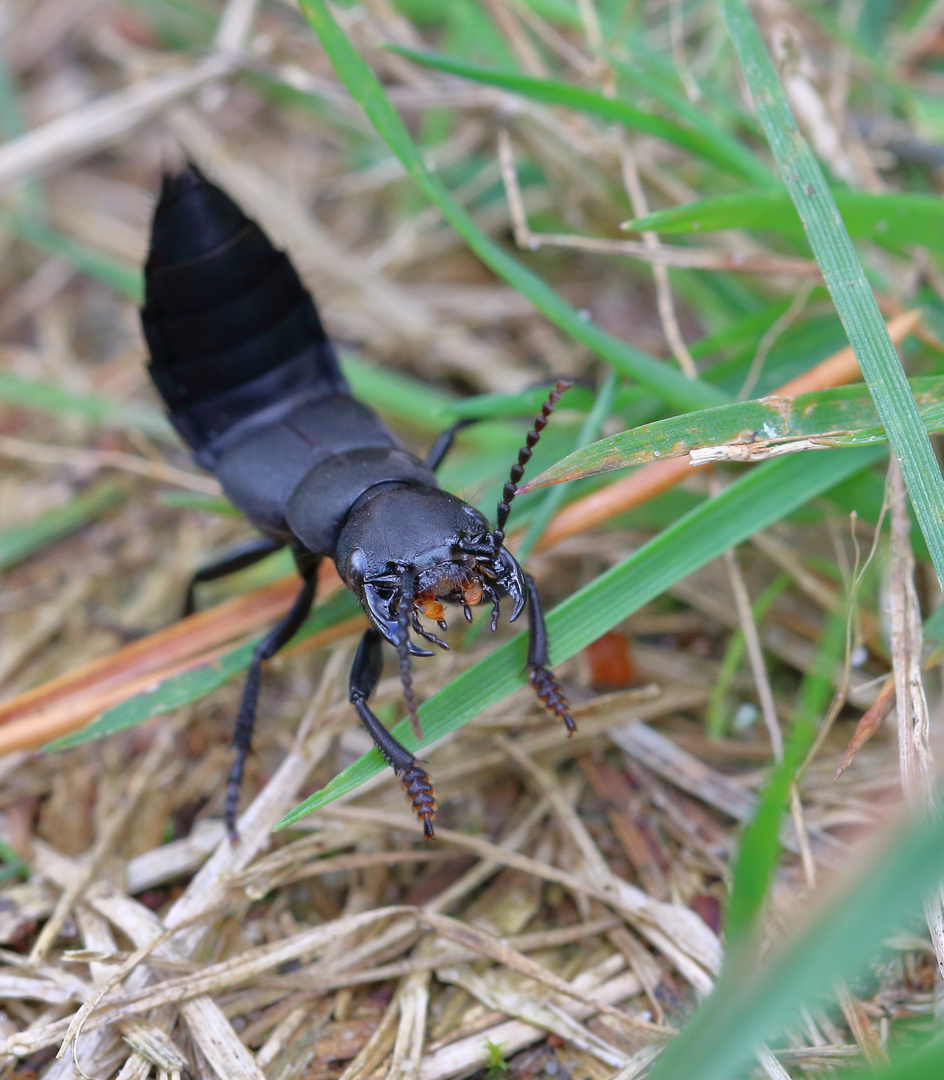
[157,491,239,516]
[0,210,142,300]
[445,383,597,420]
[0,838,29,883]
[0,481,124,572]
[46,590,362,751]
[392,47,769,185]
[706,573,791,737]
[524,376,942,490]
[842,1037,944,1080]
[726,608,847,941]
[625,189,944,252]
[720,0,944,592]
[646,791,944,1080]
[0,372,174,442]
[297,0,727,414]
[342,355,456,432]
[607,54,775,189]
[279,446,883,828]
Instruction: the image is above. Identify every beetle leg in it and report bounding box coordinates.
[226,560,319,841]
[523,572,575,735]
[425,418,476,472]
[480,582,501,632]
[183,535,285,617]
[411,612,450,650]
[349,629,437,839]
[362,582,434,657]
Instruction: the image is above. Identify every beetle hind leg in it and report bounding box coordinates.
[350,629,437,839]
[226,560,318,841]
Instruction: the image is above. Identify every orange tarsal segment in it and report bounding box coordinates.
[463,583,483,606]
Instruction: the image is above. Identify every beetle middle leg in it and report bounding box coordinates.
[349,628,436,838]
[425,418,476,472]
[226,555,319,840]
[523,572,575,734]
[183,535,285,617]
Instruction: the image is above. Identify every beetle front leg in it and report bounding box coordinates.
[524,572,576,734]
[226,561,318,840]
[349,629,437,839]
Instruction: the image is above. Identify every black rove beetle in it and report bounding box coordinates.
[141,166,574,840]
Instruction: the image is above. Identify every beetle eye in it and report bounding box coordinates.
[347,548,367,586]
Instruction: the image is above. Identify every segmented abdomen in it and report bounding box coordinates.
[141,166,348,453]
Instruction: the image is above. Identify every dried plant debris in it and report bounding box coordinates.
[1,0,943,1078]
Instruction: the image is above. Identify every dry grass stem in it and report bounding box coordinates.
[0,56,238,193]
[0,433,222,494]
[711,468,783,761]
[887,460,944,976]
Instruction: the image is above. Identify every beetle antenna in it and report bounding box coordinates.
[397,576,423,740]
[493,379,572,551]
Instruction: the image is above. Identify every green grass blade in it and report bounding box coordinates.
[0,371,174,442]
[0,481,124,572]
[607,55,775,189]
[157,491,238,516]
[625,189,944,252]
[726,607,847,942]
[298,0,727,414]
[843,1037,944,1080]
[278,445,883,828]
[0,210,142,300]
[445,383,598,420]
[46,590,362,751]
[391,48,768,186]
[720,0,944,591]
[0,838,29,884]
[341,355,455,432]
[646,790,944,1080]
[705,573,791,737]
[524,376,943,489]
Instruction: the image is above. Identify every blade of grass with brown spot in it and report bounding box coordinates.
[720,0,944,590]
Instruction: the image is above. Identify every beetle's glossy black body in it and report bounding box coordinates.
[142,167,573,839]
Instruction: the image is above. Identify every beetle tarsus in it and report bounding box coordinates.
[528,665,576,735]
[351,629,437,834]
[401,762,437,839]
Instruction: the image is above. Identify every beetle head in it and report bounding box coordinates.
[334,380,569,738]
[336,484,523,652]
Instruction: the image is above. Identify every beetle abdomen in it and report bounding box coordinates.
[141,166,348,453]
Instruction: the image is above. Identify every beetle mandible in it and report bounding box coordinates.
[141,166,574,839]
